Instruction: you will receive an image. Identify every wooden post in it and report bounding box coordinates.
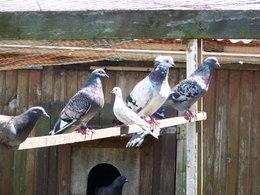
[186,39,198,195]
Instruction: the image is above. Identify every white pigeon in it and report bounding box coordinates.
[111,87,158,139]
[125,55,175,124]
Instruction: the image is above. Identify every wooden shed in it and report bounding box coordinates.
[0,2,260,195]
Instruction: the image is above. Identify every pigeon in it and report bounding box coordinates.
[111,87,158,139]
[0,106,49,149]
[125,55,175,124]
[126,57,220,147]
[166,57,220,121]
[50,69,109,135]
[95,175,128,195]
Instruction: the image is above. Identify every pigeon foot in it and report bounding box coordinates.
[184,110,197,122]
[143,116,160,126]
[77,126,95,134]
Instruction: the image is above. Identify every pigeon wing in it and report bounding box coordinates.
[125,78,153,114]
[60,90,92,121]
[169,78,204,103]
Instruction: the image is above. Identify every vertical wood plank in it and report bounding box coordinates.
[0,71,6,113]
[186,39,198,195]
[158,134,177,194]
[139,142,154,195]
[203,71,217,194]
[12,70,30,195]
[213,70,229,194]
[35,67,54,195]
[238,71,253,195]
[57,145,72,195]
[66,70,78,101]
[26,70,42,195]
[103,70,116,104]
[251,71,260,195]
[175,68,186,195]
[225,70,241,195]
[53,69,66,102]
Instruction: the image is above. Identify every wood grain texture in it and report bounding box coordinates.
[0,11,259,39]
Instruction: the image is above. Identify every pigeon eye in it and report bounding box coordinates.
[166,60,169,63]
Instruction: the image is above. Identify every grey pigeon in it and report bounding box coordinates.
[0,106,49,149]
[95,176,128,195]
[111,87,158,139]
[126,57,220,147]
[166,57,220,121]
[50,69,109,135]
[125,55,175,124]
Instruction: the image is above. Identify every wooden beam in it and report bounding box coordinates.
[17,112,207,150]
[186,39,198,195]
[0,10,259,39]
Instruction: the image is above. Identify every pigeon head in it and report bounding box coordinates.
[91,69,109,79]
[154,56,175,69]
[113,175,128,186]
[111,87,123,98]
[204,57,220,68]
[27,106,50,118]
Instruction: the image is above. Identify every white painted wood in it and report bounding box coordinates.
[17,112,207,150]
[186,39,198,195]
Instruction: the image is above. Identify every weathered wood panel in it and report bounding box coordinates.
[0,64,259,195]
[0,11,259,39]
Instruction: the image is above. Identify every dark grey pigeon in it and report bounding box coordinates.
[125,56,175,124]
[50,69,109,135]
[166,57,220,121]
[95,176,128,195]
[0,106,49,149]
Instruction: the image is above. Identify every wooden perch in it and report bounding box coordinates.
[18,112,207,150]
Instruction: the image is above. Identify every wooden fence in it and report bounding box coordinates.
[0,65,259,194]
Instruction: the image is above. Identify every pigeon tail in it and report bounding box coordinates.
[140,124,158,139]
[49,118,77,135]
[126,131,149,147]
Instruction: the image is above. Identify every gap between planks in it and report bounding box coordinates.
[18,112,207,150]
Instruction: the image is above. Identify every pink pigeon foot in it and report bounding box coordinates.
[142,116,160,126]
[184,110,197,122]
[77,126,95,134]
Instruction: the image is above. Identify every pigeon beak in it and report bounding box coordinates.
[125,179,129,183]
[170,62,176,67]
[105,73,109,78]
[216,62,221,67]
[43,112,50,118]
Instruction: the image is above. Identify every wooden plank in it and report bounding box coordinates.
[0,11,259,39]
[25,70,42,195]
[12,70,30,195]
[213,70,229,194]
[203,71,217,194]
[157,134,177,194]
[0,71,5,113]
[251,71,260,195]
[139,142,154,195]
[57,145,71,195]
[186,39,198,195]
[18,113,207,150]
[225,70,241,195]
[65,70,78,101]
[238,71,253,195]
[53,69,66,102]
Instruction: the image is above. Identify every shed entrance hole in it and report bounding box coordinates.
[87,163,121,195]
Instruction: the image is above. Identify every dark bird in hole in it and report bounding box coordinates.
[50,69,109,135]
[0,106,49,150]
[95,176,128,195]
